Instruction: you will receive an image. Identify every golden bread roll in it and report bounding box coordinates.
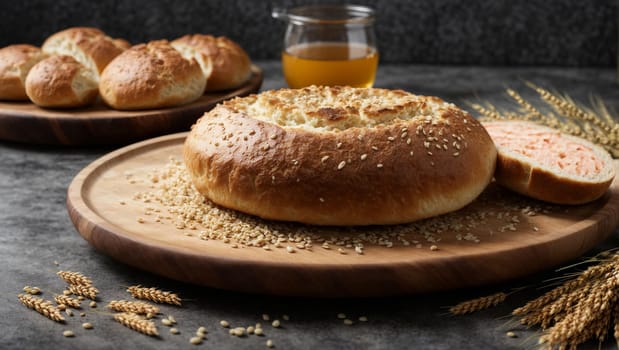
[99,40,206,110]
[0,44,47,100]
[42,27,127,79]
[25,55,98,108]
[184,86,497,226]
[171,34,251,91]
[483,120,615,204]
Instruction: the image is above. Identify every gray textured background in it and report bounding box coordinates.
[0,0,615,66]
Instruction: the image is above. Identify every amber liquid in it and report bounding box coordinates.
[282,42,378,88]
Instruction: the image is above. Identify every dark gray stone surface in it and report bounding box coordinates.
[0,0,615,65]
[1,61,619,349]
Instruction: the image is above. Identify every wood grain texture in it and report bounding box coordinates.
[0,65,262,145]
[66,133,619,297]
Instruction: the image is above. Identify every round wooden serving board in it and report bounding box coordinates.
[0,66,262,146]
[67,133,619,297]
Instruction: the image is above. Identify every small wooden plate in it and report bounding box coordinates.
[0,66,262,145]
[67,133,619,297]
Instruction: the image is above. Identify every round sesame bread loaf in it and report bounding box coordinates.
[0,44,47,100]
[483,120,615,204]
[184,86,497,226]
[25,55,98,108]
[171,34,251,92]
[99,40,206,110]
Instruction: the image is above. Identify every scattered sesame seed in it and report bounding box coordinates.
[137,217,145,224]
[286,246,295,253]
[506,331,517,338]
[387,136,395,142]
[270,134,277,140]
[359,316,368,322]
[82,322,93,329]
[338,248,346,255]
[337,313,346,319]
[233,327,246,336]
[262,314,270,321]
[337,161,346,170]
[343,319,354,325]
[63,330,74,337]
[266,339,274,348]
[190,336,203,345]
[272,320,281,328]
[220,320,230,328]
[336,142,342,149]
[170,328,180,334]
[319,197,325,203]
[89,301,97,308]
[255,327,264,336]
[430,245,439,251]
[371,146,378,151]
[66,309,74,317]
[453,152,460,157]
[360,154,368,160]
[321,155,330,163]
[282,315,290,321]
[376,163,383,168]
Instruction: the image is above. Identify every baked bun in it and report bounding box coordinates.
[171,34,251,91]
[42,27,127,79]
[184,86,497,226]
[0,44,46,100]
[483,120,615,204]
[99,40,206,110]
[25,55,98,108]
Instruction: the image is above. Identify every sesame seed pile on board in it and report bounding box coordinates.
[129,158,554,253]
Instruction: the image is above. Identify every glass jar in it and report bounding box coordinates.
[272,4,378,88]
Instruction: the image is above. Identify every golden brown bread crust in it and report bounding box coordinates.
[25,55,98,108]
[99,40,206,110]
[483,120,615,205]
[184,86,497,226]
[0,44,46,100]
[171,34,251,91]
[42,27,127,77]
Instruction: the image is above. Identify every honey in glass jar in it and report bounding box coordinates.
[273,5,378,88]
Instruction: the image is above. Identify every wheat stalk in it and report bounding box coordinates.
[107,300,160,315]
[113,312,159,336]
[510,252,619,349]
[57,271,93,287]
[127,285,181,306]
[449,292,507,315]
[54,294,81,308]
[18,294,65,322]
[68,284,99,300]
